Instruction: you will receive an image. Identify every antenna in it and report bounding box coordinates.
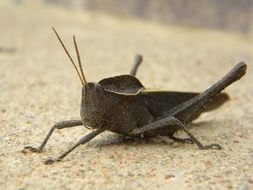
[73,35,87,84]
[52,27,84,85]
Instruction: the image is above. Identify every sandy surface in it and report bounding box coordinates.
[0,2,253,190]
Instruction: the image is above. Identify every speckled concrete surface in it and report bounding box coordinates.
[0,2,253,190]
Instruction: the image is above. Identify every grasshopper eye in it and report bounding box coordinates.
[85,83,103,92]
[87,83,96,89]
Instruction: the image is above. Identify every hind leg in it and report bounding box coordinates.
[130,116,221,150]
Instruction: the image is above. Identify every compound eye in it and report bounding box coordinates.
[86,83,96,89]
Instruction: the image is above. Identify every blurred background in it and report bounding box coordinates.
[1,0,252,87]
[28,0,253,33]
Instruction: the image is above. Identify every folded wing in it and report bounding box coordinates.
[140,90,229,120]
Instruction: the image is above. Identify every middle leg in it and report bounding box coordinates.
[169,136,193,144]
[129,54,143,76]
[45,127,106,164]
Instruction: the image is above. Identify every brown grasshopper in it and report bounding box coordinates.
[23,28,247,164]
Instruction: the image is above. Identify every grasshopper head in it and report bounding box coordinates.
[52,28,143,129]
[53,28,104,129]
[80,82,107,128]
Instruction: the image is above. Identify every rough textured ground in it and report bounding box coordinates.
[0,2,253,190]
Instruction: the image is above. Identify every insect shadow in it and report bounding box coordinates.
[89,119,228,147]
[22,28,247,164]
[0,46,15,54]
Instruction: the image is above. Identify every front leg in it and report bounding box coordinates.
[130,116,221,150]
[22,120,83,153]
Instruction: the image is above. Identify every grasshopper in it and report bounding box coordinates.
[23,28,247,164]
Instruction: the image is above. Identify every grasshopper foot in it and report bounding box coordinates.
[44,158,61,165]
[182,138,194,144]
[169,136,194,144]
[22,146,42,153]
[200,143,222,150]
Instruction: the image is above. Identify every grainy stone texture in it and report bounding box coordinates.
[0,2,252,190]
